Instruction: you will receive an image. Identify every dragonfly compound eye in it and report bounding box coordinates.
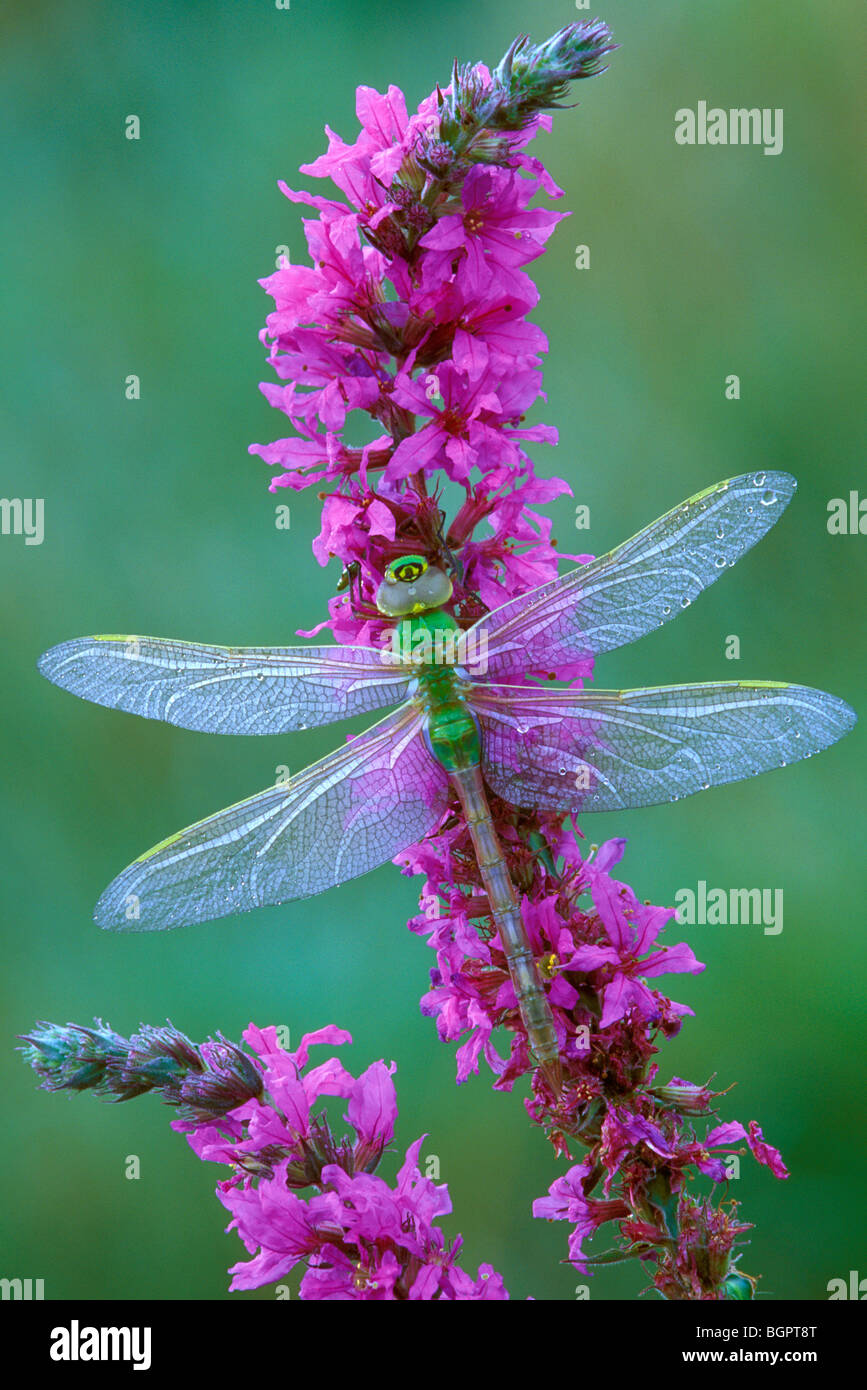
[390,556,427,583]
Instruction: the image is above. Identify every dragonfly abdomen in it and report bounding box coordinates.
[415,667,560,1079]
[449,761,560,1085]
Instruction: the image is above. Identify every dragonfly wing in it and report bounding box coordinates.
[95,701,448,930]
[38,636,410,733]
[469,472,797,681]
[470,681,856,813]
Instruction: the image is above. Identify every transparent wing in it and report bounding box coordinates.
[38,635,410,734]
[95,701,448,930]
[470,681,856,813]
[468,472,797,681]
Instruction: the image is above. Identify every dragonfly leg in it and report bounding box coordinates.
[527,829,558,880]
[434,512,464,586]
[337,562,387,622]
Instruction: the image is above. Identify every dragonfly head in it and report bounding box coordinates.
[376,555,453,617]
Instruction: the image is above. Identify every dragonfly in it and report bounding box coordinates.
[39,471,855,1086]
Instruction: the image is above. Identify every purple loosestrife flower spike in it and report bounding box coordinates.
[245,27,795,1297]
[19,1019,264,1123]
[21,1020,514,1299]
[20,1019,133,1097]
[484,21,618,125]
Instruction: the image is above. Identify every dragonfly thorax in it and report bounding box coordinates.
[416,663,482,772]
[383,609,467,668]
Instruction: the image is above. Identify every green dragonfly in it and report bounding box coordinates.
[39,471,855,1083]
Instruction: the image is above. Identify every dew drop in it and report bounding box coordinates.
[662,604,672,615]
[700,780,710,790]
[746,506,754,515]
[760,489,777,506]
[715,526,725,540]
[558,767,566,776]
[753,471,766,486]
[669,793,679,802]
[794,730,801,739]
[714,555,726,569]
[680,596,691,608]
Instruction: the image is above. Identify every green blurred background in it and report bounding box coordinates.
[1,0,864,1301]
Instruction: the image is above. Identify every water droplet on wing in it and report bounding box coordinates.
[753,471,766,486]
[760,489,777,506]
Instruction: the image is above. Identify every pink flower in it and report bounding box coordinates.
[565,854,704,1027]
[702,1120,789,1181]
[178,1025,513,1298]
[533,1158,630,1272]
[299,84,418,208]
[387,356,552,483]
[419,165,565,284]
